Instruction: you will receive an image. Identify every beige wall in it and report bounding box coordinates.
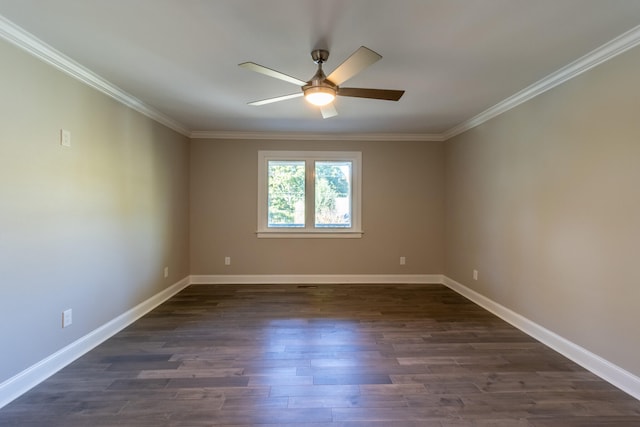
[190,139,444,275]
[0,39,190,383]
[445,45,640,376]
[3,15,639,396]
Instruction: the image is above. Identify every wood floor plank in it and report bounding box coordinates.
[1,283,639,426]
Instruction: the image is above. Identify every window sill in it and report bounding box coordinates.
[256,231,363,239]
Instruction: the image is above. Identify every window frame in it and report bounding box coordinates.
[257,150,362,238]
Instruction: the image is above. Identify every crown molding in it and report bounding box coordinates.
[0,15,190,137]
[442,24,640,140]
[198,24,640,143]
[190,130,445,141]
[3,13,639,143]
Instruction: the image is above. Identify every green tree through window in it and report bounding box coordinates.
[267,161,305,227]
[315,162,351,227]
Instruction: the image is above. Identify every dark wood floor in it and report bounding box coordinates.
[2,284,639,426]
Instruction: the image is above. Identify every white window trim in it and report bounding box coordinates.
[257,150,363,238]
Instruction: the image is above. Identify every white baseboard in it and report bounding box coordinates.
[3,273,638,409]
[189,274,444,285]
[441,276,640,401]
[0,276,191,409]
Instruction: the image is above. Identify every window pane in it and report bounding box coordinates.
[267,160,305,227]
[315,161,352,228]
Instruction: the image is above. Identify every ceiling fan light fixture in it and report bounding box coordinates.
[304,86,336,106]
[241,46,403,117]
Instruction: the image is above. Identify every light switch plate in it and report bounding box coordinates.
[62,309,72,328]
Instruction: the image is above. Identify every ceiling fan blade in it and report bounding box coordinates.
[338,87,405,101]
[239,62,307,86]
[248,92,303,106]
[320,103,338,119]
[326,46,382,85]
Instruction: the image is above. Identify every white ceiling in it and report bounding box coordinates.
[1,0,640,138]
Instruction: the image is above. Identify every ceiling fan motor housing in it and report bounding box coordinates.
[303,50,337,105]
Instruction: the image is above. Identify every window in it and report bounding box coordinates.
[257,151,362,238]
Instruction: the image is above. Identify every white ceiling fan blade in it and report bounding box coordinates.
[248,92,303,106]
[320,103,338,119]
[239,62,307,86]
[326,46,382,86]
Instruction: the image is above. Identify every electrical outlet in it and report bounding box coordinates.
[225,256,231,266]
[400,256,406,265]
[60,129,71,147]
[473,269,478,281]
[164,267,169,278]
[62,309,72,328]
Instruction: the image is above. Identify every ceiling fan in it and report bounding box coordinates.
[239,46,405,118]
